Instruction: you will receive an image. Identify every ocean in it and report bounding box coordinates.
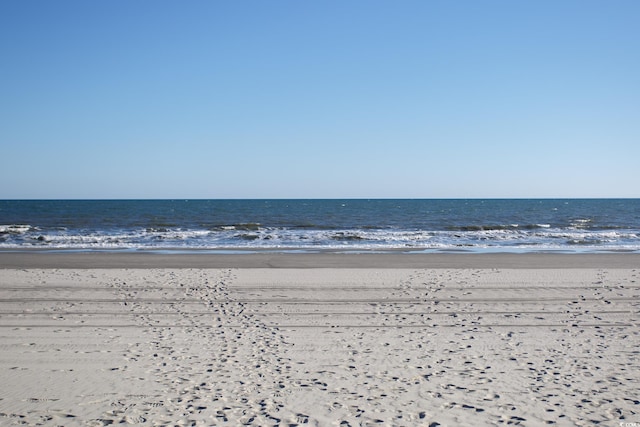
[1,199,639,253]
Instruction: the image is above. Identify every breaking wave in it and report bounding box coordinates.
[1,225,638,252]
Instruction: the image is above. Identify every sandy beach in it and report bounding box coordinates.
[0,253,638,426]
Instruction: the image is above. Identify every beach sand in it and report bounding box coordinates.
[0,254,638,426]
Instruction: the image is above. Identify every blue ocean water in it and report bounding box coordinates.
[1,199,639,253]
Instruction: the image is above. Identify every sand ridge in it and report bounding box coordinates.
[0,266,639,426]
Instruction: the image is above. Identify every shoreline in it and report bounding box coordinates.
[1,251,640,268]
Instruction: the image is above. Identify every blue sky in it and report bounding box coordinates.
[1,0,638,199]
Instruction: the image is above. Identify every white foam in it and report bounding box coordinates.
[1,224,639,253]
[0,224,34,234]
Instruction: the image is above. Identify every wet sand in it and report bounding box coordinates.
[0,253,639,426]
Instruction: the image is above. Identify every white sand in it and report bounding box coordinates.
[0,257,639,426]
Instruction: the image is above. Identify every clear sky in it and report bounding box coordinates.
[1,0,638,199]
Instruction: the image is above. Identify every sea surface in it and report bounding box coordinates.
[1,199,639,253]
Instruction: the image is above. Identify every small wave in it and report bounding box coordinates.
[461,224,551,233]
[214,223,262,231]
[236,233,260,241]
[143,229,211,240]
[446,224,550,232]
[567,239,604,245]
[0,224,37,234]
[146,227,171,233]
[569,219,593,229]
[331,232,365,241]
